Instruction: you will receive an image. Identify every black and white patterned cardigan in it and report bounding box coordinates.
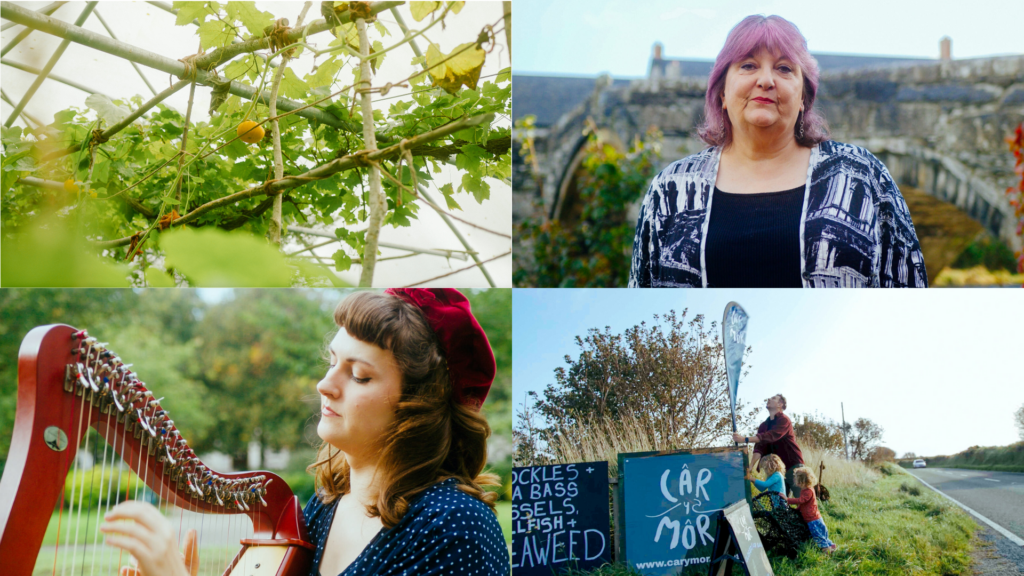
[628,140,928,288]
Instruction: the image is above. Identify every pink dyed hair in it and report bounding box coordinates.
[697,15,829,148]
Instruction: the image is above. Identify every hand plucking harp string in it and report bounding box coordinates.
[99,501,200,576]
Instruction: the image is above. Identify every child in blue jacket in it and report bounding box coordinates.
[746,453,786,498]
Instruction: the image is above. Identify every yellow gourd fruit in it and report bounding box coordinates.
[64,178,79,193]
[237,120,265,144]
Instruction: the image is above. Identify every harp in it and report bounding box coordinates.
[0,325,314,576]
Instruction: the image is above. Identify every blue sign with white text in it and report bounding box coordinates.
[618,448,750,576]
[512,461,611,574]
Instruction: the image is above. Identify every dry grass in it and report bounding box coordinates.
[546,411,701,476]
[544,412,880,489]
[796,444,878,488]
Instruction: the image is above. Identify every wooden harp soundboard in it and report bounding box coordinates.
[0,325,314,576]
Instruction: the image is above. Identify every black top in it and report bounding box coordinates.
[705,185,804,287]
[303,478,509,576]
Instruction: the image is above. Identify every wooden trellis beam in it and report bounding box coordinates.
[0,1,382,135]
[0,1,64,54]
[0,0,63,31]
[2,1,96,129]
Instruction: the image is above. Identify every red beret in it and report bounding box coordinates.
[384,288,495,409]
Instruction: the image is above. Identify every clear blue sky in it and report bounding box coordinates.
[513,289,1024,458]
[513,0,1024,77]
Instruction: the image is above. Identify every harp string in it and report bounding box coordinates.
[94,410,117,576]
[90,413,111,576]
[106,428,127,576]
[63,384,89,576]
[74,409,96,576]
[115,412,134,576]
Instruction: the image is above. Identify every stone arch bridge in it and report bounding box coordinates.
[514,56,1024,277]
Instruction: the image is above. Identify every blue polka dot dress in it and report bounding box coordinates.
[304,478,510,576]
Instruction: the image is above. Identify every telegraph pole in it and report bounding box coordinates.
[841,402,849,460]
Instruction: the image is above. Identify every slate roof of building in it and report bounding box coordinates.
[515,53,936,126]
[512,75,634,126]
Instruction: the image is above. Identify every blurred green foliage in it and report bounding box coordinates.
[514,129,660,287]
[0,288,511,500]
[950,236,1018,272]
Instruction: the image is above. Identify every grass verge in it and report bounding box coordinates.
[552,463,977,576]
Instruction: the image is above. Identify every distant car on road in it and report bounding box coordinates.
[913,459,927,468]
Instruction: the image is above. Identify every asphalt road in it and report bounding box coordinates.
[906,467,1024,573]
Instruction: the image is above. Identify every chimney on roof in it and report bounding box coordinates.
[653,42,663,60]
[940,36,951,61]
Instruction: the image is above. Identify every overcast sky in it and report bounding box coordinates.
[514,0,1024,77]
[513,289,1024,459]
[1,1,511,287]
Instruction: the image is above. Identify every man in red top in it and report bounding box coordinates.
[732,394,806,497]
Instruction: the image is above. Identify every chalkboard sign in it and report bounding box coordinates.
[617,447,751,576]
[512,461,611,574]
[709,500,774,576]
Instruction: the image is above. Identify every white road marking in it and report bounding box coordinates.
[984,478,1001,483]
[909,472,1024,547]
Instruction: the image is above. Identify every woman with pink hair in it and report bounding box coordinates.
[629,15,926,288]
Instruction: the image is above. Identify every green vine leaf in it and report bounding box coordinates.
[460,172,490,203]
[305,56,342,88]
[85,94,131,125]
[331,248,352,272]
[161,228,293,286]
[198,20,234,50]
[409,2,441,22]
[1,218,131,286]
[440,182,461,211]
[225,1,274,37]
[173,1,215,26]
[279,68,309,100]
[223,56,254,81]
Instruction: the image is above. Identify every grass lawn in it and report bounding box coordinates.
[553,464,978,576]
[497,500,511,543]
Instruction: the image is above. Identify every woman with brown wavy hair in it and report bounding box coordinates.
[306,288,507,575]
[99,288,508,576]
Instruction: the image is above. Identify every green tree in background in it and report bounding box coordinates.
[191,289,335,469]
[514,127,661,287]
[793,412,847,456]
